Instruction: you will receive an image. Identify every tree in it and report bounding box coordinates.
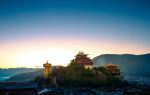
[34,60,124,88]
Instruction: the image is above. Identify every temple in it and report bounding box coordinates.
[106,62,120,76]
[74,51,93,69]
[43,60,51,78]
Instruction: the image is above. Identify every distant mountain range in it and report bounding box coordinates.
[93,53,150,78]
[5,69,43,82]
[0,68,41,81]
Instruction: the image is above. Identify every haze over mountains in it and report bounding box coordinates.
[0,68,41,81]
[5,69,43,82]
[93,53,150,77]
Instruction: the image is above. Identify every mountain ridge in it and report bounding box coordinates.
[0,68,41,81]
[93,53,150,78]
[5,69,43,82]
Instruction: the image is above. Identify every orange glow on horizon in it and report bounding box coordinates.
[0,37,149,68]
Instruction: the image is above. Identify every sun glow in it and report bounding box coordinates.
[0,38,97,68]
[11,48,75,68]
[0,37,148,68]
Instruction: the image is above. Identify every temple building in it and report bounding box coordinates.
[43,61,51,78]
[106,62,120,76]
[73,51,93,69]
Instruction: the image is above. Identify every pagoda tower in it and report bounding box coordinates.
[106,58,120,76]
[74,51,93,69]
[43,60,51,78]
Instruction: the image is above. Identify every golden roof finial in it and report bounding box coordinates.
[79,51,84,54]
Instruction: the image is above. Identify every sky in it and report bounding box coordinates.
[0,0,150,68]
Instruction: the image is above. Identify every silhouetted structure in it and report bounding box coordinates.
[74,51,93,69]
[43,61,51,78]
[105,55,121,76]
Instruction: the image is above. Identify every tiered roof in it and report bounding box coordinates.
[74,51,93,65]
[106,63,120,75]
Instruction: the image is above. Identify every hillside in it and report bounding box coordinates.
[93,53,150,78]
[0,68,41,81]
[5,69,43,82]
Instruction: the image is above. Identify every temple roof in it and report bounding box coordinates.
[76,51,88,55]
[74,51,93,66]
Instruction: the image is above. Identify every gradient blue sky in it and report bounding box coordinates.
[0,0,150,67]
